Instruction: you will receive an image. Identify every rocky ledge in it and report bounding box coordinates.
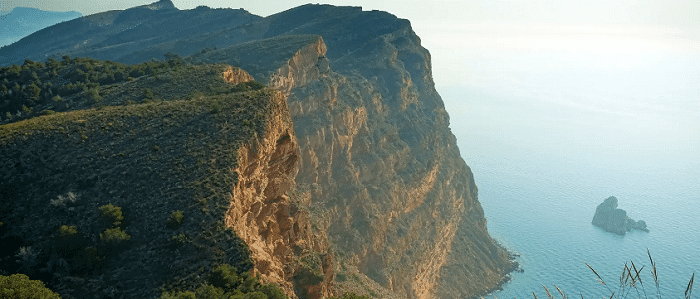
[592,196,649,235]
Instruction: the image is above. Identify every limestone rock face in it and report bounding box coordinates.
[592,196,649,235]
[226,90,336,299]
[239,6,516,299]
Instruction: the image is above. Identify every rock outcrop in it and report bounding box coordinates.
[0,2,517,299]
[592,196,649,235]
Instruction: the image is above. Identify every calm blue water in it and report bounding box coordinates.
[439,46,700,298]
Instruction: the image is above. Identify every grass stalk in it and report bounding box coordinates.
[533,250,694,299]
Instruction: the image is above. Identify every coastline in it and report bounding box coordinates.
[475,244,522,299]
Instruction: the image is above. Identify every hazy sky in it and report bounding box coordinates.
[4,0,699,28]
[4,0,698,87]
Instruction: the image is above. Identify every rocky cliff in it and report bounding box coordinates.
[0,2,516,299]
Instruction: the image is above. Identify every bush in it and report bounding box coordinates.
[246,81,265,90]
[57,225,78,238]
[88,88,102,105]
[160,285,227,299]
[208,264,243,291]
[144,88,155,99]
[259,284,286,299]
[0,273,62,298]
[99,204,123,227]
[171,234,187,246]
[211,102,222,114]
[99,227,131,244]
[56,225,82,255]
[195,284,226,298]
[160,290,197,299]
[167,210,184,228]
[160,264,287,299]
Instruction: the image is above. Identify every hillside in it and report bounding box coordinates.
[0,2,517,299]
[0,62,307,298]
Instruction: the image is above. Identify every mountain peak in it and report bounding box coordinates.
[140,0,177,11]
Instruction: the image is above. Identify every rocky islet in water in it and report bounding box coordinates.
[592,196,649,235]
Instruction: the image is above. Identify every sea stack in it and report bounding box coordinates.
[592,196,649,235]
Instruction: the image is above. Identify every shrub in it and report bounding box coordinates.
[57,225,78,238]
[211,102,222,113]
[195,284,226,298]
[56,225,82,255]
[167,210,184,228]
[208,264,243,291]
[243,291,267,299]
[21,105,32,115]
[171,234,187,246]
[160,265,285,299]
[88,88,102,104]
[27,82,41,100]
[0,273,62,299]
[159,290,196,299]
[99,204,123,227]
[260,284,286,299]
[143,88,154,99]
[99,227,131,244]
[246,81,265,90]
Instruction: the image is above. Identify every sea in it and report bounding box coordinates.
[432,27,700,298]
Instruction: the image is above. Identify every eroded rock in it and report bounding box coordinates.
[592,196,649,235]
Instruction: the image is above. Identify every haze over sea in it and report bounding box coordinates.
[431,25,700,298]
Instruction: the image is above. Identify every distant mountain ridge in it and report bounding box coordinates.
[0,0,260,66]
[0,7,82,47]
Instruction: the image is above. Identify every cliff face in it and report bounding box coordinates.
[275,16,514,299]
[189,6,515,296]
[225,90,334,299]
[0,3,516,299]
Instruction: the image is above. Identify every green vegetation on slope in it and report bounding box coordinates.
[0,58,275,298]
[0,55,263,124]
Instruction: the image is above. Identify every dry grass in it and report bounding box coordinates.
[530,249,695,299]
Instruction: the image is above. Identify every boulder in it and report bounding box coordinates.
[592,196,649,235]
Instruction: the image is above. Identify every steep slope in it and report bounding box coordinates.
[0,2,517,299]
[188,9,517,296]
[0,7,82,47]
[0,64,301,298]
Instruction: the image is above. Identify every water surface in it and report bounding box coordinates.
[438,40,700,298]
